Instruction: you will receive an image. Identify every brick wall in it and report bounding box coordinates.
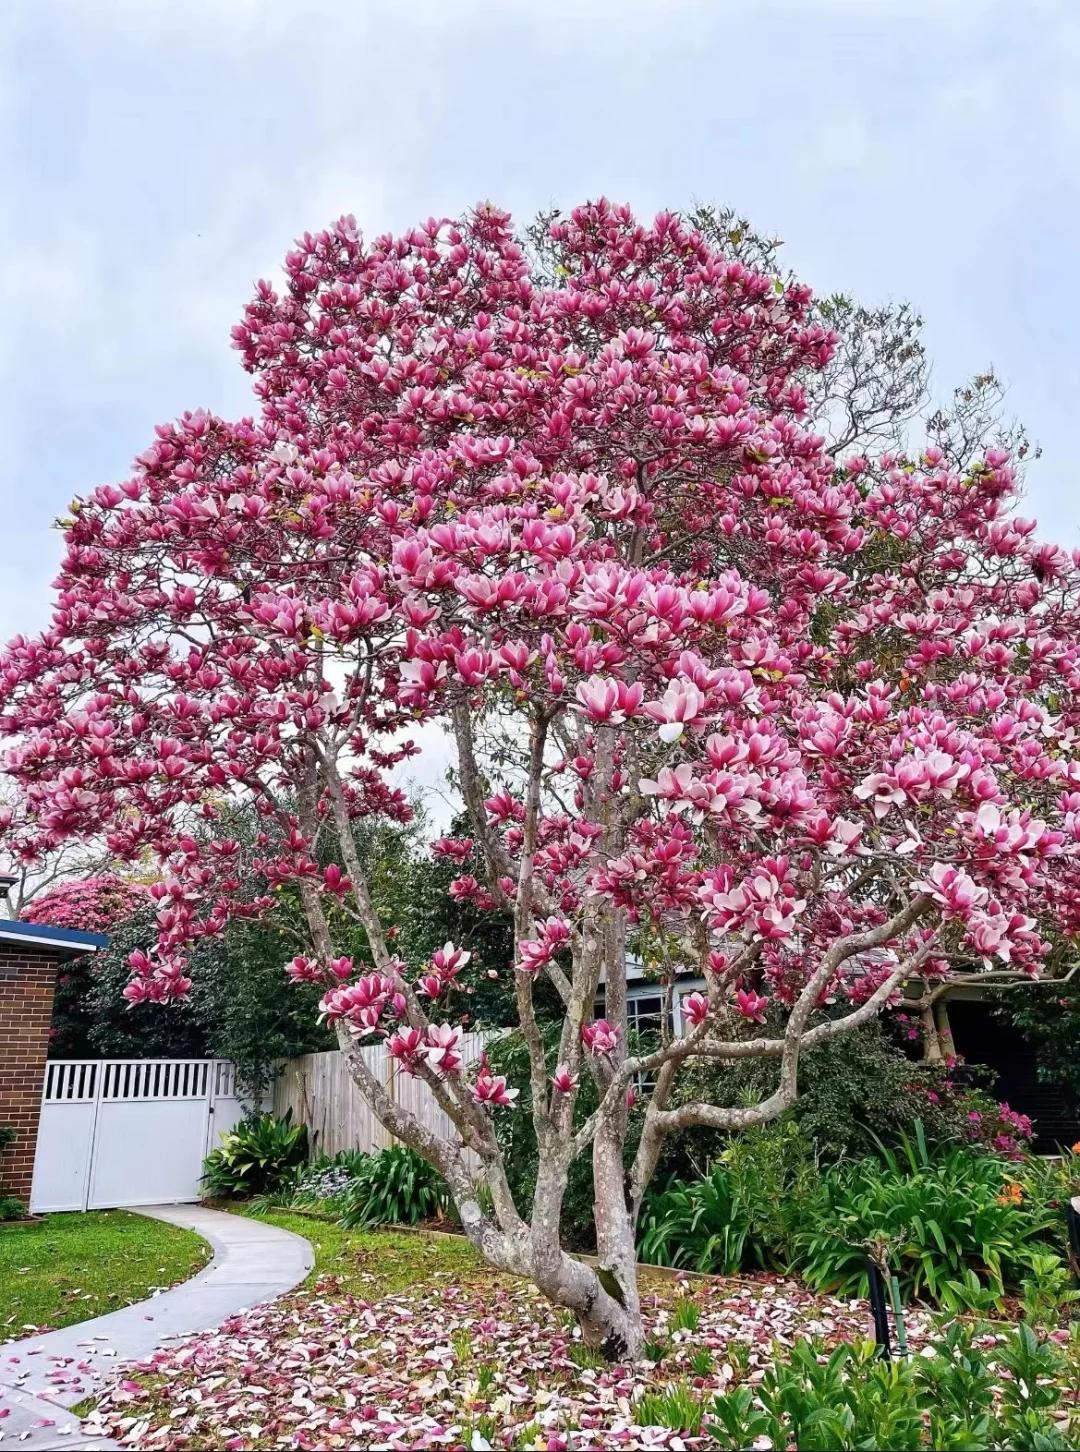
[0,948,57,1206]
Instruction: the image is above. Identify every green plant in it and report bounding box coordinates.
[689,1347,715,1377]
[1021,1144,1080,1210]
[705,1324,1077,1450]
[664,1019,990,1172]
[337,1144,450,1229]
[0,1126,16,1153]
[758,1339,926,1451]
[1019,1251,1080,1326]
[670,1296,700,1333]
[200,1112,308,1198]
[638,1164,752,1274]
[642,1337,670,1364]
[796,1127,1060,1310]
[568,1343,604,1370]
[706,1384,772,1450]
[719,1116,821,1263]
[0,1194,26,1221]
[635,1379,704,1433]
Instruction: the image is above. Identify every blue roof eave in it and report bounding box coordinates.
[0,920,110,960]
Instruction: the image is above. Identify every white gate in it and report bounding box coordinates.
[31,1059,246,1213]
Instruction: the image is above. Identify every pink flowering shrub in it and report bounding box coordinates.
[3,200,1079,1354]
[21,873,148,934]
[960,1098,1034,1160]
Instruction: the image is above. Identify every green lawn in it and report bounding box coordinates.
[240,1207,489,1296]
[0,1210,211,1335]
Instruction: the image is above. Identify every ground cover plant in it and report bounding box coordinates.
[200,1112,309,1198]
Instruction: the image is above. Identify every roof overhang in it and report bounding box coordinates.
[0,919,109,960]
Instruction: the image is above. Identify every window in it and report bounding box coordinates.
[626,990,666,1043]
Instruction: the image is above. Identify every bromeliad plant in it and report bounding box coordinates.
[6,200,1080,1356]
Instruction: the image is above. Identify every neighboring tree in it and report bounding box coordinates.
[40,808,421,1095]
[3,200,1079,1356]
[21,872,149,933]
[0,783,110,917]
[21,873,154,1057]
[81,904,332,1100]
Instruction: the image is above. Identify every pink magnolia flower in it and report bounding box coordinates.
[552,1063,578,1093]
[285,954,322,984]
[472,1069,519,1108]
[432,941,471,976]
[644,679,707,743]
[734,989,769,1024]
[681,991,709,1028]
[424,1023,463,1074]
[517,939,552,975]
[913,862,989,919]
[581,1019,619,1056]
[575,675,643,724]
[387,1026,426,1074]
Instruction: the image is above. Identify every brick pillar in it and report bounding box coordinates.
[0,948,58,1206]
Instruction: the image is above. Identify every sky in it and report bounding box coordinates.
[1,0,1079,771]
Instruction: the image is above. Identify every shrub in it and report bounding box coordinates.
[706,1322,1077,1451]
[201,1112,308,1198]
[1020,1141,1080,1211]
[640,1118,819,1273]
[0,1195,26,1221]
[946,1088,1035,1160]
[292,1150,369,1203]
[661,1019,1006,1171]
[337,1144,450,1229]
[249,1148,375,1216]
[638,1163,752,1274]
[796,1127,1060,1311]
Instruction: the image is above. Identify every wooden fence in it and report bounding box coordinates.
[273,1034,490,1158]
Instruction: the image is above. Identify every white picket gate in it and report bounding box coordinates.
[30,1058,246,1213]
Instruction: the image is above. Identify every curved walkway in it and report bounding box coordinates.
[0,1204,313,1450]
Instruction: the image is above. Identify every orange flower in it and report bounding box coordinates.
[1070,1140,1080,1155]
[997,1181,1023,1207]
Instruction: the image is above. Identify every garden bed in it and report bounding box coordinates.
[81,1220,951,1449]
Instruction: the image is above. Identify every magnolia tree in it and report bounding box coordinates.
[3,201,1080,1356]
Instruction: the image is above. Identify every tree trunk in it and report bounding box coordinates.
[588,1111,645,1359]
[576,1276,645,1361]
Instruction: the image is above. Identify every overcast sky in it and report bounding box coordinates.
[2,0,1078,654]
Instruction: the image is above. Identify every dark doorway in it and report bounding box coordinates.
[947,999,1080,1152]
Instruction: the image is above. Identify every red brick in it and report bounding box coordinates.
[0,949,58,1203]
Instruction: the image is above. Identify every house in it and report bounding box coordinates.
[0,911,108,1206]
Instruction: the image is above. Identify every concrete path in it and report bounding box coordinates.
[0,1204,313,1450]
